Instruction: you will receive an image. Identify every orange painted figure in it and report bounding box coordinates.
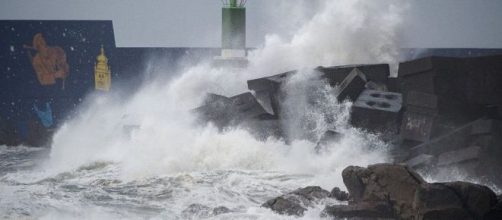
[24,33,69,89]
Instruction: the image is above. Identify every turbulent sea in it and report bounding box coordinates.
[0,146,333,219]
[0,1,413,219]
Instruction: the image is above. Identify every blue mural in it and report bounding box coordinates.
[0,20,116,146]
[33,102,53,128]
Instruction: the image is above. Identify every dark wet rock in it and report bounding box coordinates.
[322,201,395,219]
[414,183,472,220]
[262,186,330,216]
[413,182,497,220]
[342,164,425,204]
[181,204,232,218]
[181,204,212,219]
[342,164,425,220]
[262,196,307,216]
[441,181,498,219]
[484,195,502,220]
[212,206,231,216]
[332,164,499,220]
[291,186,330,201]
[329,187,349,201]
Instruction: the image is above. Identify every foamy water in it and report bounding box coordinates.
[0,1,409,219]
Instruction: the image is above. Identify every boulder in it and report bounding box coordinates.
[342,164,425,219]
[484,195,502,220]
[262,186,330,216]
[322,202,395,219]
[441,182,498,219]
[329,187,349,201]
[338,164,498,220]
[413,183,472,220]
[262,196,307,216]
[181,204,232,219]
[212,206,232,216]
[181,203,212,219]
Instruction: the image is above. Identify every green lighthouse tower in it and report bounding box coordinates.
[215,0,248,67]
[222,0,246,58]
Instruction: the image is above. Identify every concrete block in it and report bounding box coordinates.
[354,89,402,112]
[398,57,434,77]
[202,93,231,105]
[409,119,482,157]
[254,90,279,115]
[193,92,268,128]
[463,55,502,105]
[229,92,268,121]
[241,114,283,140]
[437,146,481,167]
[351,89,402,133]
[405,91,438,110]
[400,111,436,142]
[406,154,435,169]
[318,64,389,86]
[247,70,296,92]
[471,119,494,135]
[387,77,400,93]
[337,68,367,102]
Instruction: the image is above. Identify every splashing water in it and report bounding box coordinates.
[0,0,408,219]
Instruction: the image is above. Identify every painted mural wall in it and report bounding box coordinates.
[0,20,116,146]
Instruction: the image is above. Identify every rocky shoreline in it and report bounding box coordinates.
[262,164,502,220]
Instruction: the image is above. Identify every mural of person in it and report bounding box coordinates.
[33,102,54,128]
[24,33,70,89]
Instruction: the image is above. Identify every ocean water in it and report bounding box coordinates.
[0,1,409,219]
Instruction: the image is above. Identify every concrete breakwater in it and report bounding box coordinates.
[195,55,502,190]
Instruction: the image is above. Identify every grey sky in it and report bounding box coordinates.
[0,0,501,48]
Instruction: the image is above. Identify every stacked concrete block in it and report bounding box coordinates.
[405,154,435,170]
[350,89,403,133]
[400,91,438,143]
[317,64,389,87]
[336,68,367,102]
[193,92,268,128]
[247,71,295,93]
[247,65,392,118]
[240,114,283,140]
[193,92,283,140]
[408,120,474,157]
[436,146,481,167]
[229,92,269,122]
[405,118,502,186]
[463,55,502,106]
[398,55,502,121]
[193,93,234,129]
[247,70,296,116]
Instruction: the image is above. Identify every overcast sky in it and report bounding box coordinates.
[1,0,501,48]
